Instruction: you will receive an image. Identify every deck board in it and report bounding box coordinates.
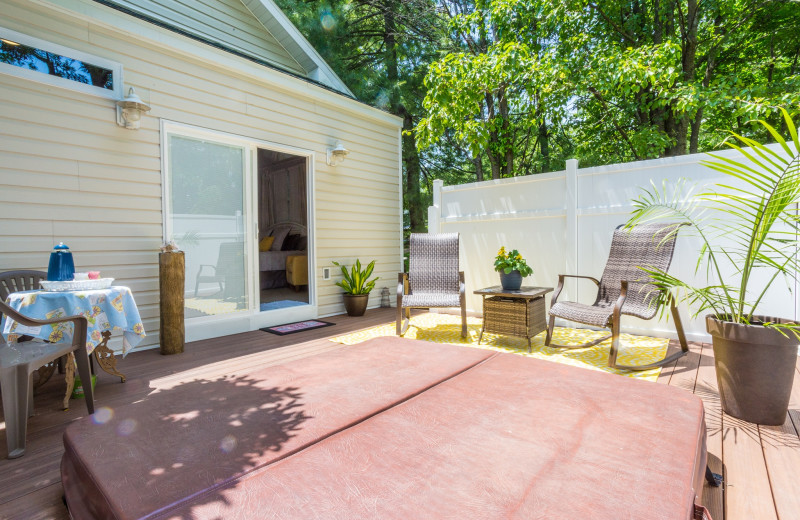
[1,309,798,519]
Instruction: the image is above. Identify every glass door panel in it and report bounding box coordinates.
[166,134,248,319]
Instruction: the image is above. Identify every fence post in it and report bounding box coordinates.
[565,159,579,302]
[428,179,443,233]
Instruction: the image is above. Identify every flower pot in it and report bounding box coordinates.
[343,294,369,316]
[499,270,522,291]
[706,315,798,425]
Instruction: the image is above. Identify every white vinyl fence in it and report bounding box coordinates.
[428,145,798,342]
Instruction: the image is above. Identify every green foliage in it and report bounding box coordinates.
[626,109,800,332]
[332,259,379,295]
[494,246,533,277]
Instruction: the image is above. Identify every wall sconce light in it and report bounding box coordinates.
[116,87,151,130]
[326,142,349,166]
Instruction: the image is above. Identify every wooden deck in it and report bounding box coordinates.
[1,308,798,519]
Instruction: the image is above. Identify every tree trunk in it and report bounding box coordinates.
[498,86,514,176]
[473,155,484,182]
[484,93,502,179]
[402,110,425,232]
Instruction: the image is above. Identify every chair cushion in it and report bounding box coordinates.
[402,292,461,308]
[550,301,614,328]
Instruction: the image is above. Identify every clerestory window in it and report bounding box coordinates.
[0,26,122,99]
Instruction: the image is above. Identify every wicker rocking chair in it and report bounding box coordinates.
[397,233,467,338]
[544,223,689,370]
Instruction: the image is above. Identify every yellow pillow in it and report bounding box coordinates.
[259,236,275,252]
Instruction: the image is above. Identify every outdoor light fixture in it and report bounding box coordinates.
[326,141,349,166]
[116,87,151,130]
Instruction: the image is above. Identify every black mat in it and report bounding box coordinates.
[260,319,335,336]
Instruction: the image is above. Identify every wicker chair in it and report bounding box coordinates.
[544,223,689,370]
[397,233,467,338]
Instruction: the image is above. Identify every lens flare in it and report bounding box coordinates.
[320,10,336,31]
[117,418,137,436]
[220,435,237,453]
[375,90,390,109]
[92,407,114,424]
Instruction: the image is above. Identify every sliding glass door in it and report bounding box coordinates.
[165,131,249,319]
[162,121,315,340]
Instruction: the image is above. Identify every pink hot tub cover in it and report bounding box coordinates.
[62,336,707,519]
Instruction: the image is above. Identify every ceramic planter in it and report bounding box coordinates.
[343,293,369,316]
[706,315,798,425]
[499,270,522,291]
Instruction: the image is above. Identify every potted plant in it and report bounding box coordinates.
[333,259,379,316]
[626,108,800,425]
[494,247,534,291]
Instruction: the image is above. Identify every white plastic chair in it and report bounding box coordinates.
[0,300,94,458]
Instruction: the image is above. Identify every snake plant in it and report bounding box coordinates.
[332,259,378,295]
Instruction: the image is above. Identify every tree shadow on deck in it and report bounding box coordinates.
[63,373,311,518]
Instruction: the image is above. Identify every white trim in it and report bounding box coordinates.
[34,0,400,127]
[0,25,123,100]
[242,0,353,96]
[161,119,318,338]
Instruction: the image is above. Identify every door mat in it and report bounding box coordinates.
[261,320,335,336]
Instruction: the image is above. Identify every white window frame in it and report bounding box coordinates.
[0,26,123,100]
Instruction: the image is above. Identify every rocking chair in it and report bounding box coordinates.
[544,223,689,370]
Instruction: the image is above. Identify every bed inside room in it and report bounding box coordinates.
[257,148,309,312]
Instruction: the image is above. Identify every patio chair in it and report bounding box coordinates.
[194,241,244,297]
[0,270,47,304]
[0,270,67,381]
[0,299,94,458]
[397,233,467,338]
[544,223,689,370]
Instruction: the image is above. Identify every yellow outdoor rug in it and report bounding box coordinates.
[329,313,669,381]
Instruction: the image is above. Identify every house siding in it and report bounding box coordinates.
[0,0,402,349]
[98,0,307,75]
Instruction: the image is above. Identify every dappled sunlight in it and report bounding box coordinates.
[330,313,668,381]
[61,374,311,519]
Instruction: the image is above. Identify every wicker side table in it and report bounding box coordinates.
[474,286,554,352]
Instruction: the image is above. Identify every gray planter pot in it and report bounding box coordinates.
[706,315,798,425]
[343,294,369,316]
[499,270,522,291]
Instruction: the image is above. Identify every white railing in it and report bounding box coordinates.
[428,145,798,341]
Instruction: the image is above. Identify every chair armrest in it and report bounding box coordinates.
[397,273,408,308]
[612,280,630,324]
[1,301,89,349]
[196,264,216,276]
[550,274,601,306]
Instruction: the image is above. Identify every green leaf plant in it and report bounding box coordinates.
[626,108,800,335]
[332,259,379,295]
[494,246,534,277]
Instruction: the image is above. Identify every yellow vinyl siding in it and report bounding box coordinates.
[0,0,402,349]
[99,0,306,75]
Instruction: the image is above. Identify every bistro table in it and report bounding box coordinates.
[1,286,146,409]
[473,286,554,352]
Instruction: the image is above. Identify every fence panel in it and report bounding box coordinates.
[430,145,796,341]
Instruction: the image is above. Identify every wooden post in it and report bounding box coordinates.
[159,251,185,355]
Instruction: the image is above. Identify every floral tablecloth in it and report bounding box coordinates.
[1,286,146,356]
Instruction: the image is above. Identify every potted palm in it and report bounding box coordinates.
[333,259,379,316]
[626,108,800,425]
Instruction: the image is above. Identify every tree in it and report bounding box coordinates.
[276,0,444,232]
